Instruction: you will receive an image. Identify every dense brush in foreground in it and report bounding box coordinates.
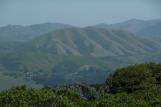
[0,63,161,107]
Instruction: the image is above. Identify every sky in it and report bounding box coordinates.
[0,0,161,27]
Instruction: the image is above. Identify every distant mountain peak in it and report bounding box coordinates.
[0,23,73,41]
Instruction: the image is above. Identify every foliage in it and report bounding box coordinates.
[106,64,156,93]
[1,63,161,107]
[0,88,78,107]
[147,63,161,84]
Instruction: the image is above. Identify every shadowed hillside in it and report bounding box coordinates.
[30,27,161,56]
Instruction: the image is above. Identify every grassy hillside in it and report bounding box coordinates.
[31,27,161,56]
[0,27,161,89]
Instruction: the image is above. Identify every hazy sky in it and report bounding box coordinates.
[0,0,161,26]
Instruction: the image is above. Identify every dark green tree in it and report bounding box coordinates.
[106,64,156,93]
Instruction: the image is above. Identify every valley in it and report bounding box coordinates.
[0,19,161,89]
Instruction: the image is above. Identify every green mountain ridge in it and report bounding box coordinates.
[0,21,161,89]
[0,23,72,41]
[30,27,161,56]
[137,22,161,38]
[95,19,161,38]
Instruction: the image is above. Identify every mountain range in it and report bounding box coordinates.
[30,27,161,56]
[0,19,161,89]
[95,19,161,38]
[0,23,72,41]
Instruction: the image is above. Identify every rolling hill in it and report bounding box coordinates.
[0,23,72,41]
[137,22,161,38]
[95,19,161,38]
[0,22,161,88]
[30,27,161,56]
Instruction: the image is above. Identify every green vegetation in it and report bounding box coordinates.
[1,51,161,88]
[1,63,161,107]
[31,27,161,56]
[1,25,161,89]
[0,23,71,41]
[106,64,156,93]
[0,72,41,90]
[0,19,161,106]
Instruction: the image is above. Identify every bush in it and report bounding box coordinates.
[147,63,161,84]
[0,88,78,107]
[106,64,156,93]
[132,86,161,106]
[1,63,161,107]
[54,87,81,102]
[97,93,148,107]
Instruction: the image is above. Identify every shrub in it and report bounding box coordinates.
[0,88,78,107]
[106,64,156,93]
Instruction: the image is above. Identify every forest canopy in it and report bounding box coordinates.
[0,63,161,107]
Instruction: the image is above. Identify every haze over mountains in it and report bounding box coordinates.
[0,19,161,89]
[0,18,161,42]
[95,19,161,38]
[0,23,72,41]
